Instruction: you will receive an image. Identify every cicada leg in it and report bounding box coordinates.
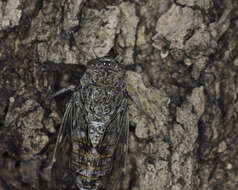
[48,85,77,99]
[127,92,154,122]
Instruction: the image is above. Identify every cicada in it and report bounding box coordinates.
[48,57,143,190]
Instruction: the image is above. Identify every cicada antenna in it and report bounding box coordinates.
[114,55,123,63]
[92,49,99,59]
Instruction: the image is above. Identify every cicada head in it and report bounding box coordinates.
[81,57,126,88]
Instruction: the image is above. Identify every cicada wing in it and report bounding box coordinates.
[50,94,80,189]
[104,103,129,190]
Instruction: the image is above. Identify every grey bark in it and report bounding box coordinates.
[0,0,237,190]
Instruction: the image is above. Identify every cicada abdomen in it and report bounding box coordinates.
[50,57,129,190]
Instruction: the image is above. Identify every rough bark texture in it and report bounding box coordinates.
[0,0,237,190]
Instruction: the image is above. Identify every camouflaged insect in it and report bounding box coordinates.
[49,57,141,190]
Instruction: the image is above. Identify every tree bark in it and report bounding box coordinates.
[0,0,237,190]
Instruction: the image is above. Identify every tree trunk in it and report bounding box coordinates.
[0,0,237,190]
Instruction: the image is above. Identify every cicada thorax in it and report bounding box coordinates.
[70,58,128,190]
